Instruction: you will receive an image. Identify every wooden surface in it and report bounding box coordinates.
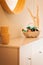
[0,0,25,14]
[0,0,13,14]
[13,0,25,14]
[0,47,19,65]
[0,37,39,48]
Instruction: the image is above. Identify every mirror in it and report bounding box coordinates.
[0,0,25,14]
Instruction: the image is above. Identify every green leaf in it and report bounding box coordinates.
[27,26,31,29]
[22,29,27,32]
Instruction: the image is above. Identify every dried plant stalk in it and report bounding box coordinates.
[27,5,39,28]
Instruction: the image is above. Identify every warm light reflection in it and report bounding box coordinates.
[6,0,18,11]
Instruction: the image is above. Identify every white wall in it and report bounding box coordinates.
[0,0,43,38]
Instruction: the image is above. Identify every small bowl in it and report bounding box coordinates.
[23,31,40,38]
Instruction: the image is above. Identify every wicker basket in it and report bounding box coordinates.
[23,31,40,38]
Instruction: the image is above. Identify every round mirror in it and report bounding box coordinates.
[1,0,25,14]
